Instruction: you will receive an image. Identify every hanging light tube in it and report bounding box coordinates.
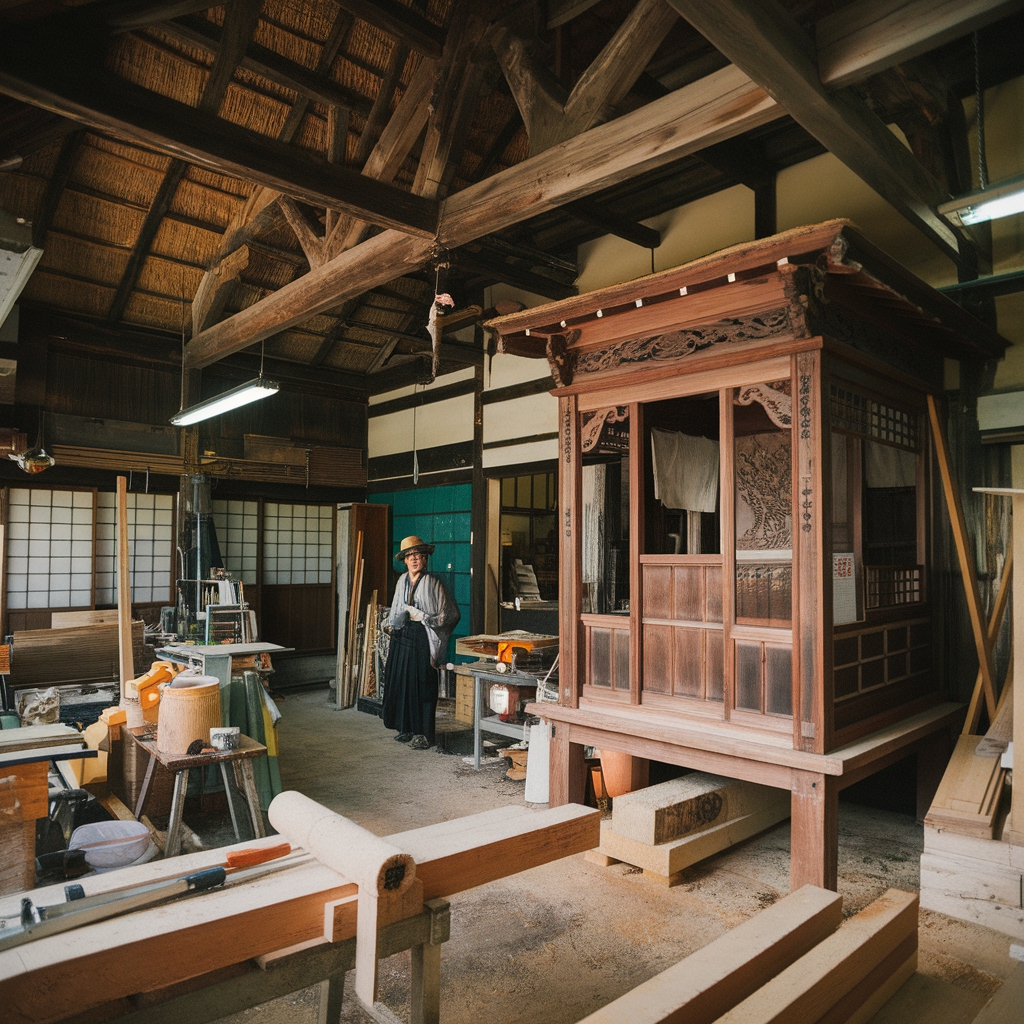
[938,172,1024,227]
[170,378,279,426]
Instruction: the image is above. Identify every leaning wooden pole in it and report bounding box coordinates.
[963,547,1013,735]
[927,395,997,723]
[116,476,134,701]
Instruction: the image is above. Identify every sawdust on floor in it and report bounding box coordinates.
[208,690,1018,1024]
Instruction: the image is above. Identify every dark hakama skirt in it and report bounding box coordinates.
[381,620,438,743]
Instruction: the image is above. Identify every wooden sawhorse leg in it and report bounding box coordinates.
[232,758,267,839]
[164,768,189,858]
[790,772,838,891]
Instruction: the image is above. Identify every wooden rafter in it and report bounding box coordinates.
[334,0,446,59]
[664,0,969,262]
[157,16,374,117]
[493,0,679,154]
[0,23,439,238]
[31,129,82,249]
[106,0,262,323]
[816,0,1023,89]
[184,63,781,368]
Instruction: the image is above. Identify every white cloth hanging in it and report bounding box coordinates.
[650,429,719,512]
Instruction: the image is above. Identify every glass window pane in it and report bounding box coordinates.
[532,473,547,509]
[501,477,515,507]
[516,475,531,509]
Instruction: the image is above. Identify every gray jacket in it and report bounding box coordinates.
[387,571,461,665]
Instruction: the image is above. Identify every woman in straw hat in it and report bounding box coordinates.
[382,535,460,749]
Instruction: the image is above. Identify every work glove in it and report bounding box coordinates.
[405,604,425,622]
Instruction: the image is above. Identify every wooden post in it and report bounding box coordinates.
[963,547,1013,735]
[927,395,997,722]
[789,771,838,891]
[548,721,587,806]
[116,476,133,699]
[558,395,582,707]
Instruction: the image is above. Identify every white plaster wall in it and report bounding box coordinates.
[368,366,476,407]
[482,438,558,469]
[483,392,558,445]
[367,393,474,458]
[576,185,754,293]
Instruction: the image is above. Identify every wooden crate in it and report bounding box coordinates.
[455,669,475,724]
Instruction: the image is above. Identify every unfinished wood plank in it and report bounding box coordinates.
[388,802,600,900]
[813,933,917,1024]
[598,800,790,878]
[924,734,1005,839]
[972,961,1024,1024]
[715,889,918,1024]
[116,476,133,701]
[928,395,998,721]
[50,608,118,627]
[576,885,842,1024]
[965,548,1013,735]
[611,773,782,844]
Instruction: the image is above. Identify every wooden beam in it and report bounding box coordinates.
[817,0,1024,89]
[547,0,603,30]
[160,16,374,118]
[494,0,679,155]
[353,43,411,167]
[278,197,324,269]
[103,0,221,32]
[0,25,439,239]
[663,0,966,263]
[439,63,781,248]
[187,64,782,366]
[191,243,249,335]
[564,197,661,249]
[927,394,998,722]
[106,162,187,323]
[116,475,133,701]
[334,0,446,59]
[31,128,82,249]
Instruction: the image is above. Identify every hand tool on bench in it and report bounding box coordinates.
[0,842,295,951]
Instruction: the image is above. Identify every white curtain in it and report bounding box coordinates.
[650,429,719,512]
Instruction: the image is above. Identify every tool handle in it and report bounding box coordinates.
[225,842,291,869]
[185,867,226,892]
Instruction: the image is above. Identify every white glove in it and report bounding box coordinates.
[405,604,425,622]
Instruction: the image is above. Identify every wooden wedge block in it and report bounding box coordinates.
[576,885,842,1024]
[715,889,918,1024]
[924,735,1005,839]
[597,794,790,877]
[611,773,781,845]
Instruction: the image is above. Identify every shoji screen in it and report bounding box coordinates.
[95,492,174,604]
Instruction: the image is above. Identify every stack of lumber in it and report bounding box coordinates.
[575,886,917,1024]
[920,824,1024,940]
[923,734,1007,840]
[10,621,145,690]
[586,773,790,885]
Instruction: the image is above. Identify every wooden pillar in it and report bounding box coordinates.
[548,721,586,806]
[116,475,133,698]
[789,771,838,891]
[558,394,581,707]
[1007,447,1024,845]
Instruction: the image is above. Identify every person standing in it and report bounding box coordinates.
[382,535,460,749]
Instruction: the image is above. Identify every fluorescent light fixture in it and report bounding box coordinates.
[939,173,1024,227]
[170,378,279,426]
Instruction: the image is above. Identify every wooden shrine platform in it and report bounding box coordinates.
[531,700,963,890]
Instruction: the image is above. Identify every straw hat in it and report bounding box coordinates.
[396,535,435,565]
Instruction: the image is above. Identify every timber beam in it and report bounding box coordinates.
[563,197,661,250]
[0,25,439,239]
[186,63,783,367]
[664,0,968,263]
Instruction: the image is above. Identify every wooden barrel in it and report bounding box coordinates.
[156,675,221,755]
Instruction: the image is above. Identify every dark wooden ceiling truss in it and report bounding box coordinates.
[0,0,1021,398]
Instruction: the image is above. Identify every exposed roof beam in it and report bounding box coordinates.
[547,0,604,30]
[0,24,439,239]
[563,197,661,249]
[31,129,82,249]
[102,1,220,32]
[334,0,446,59]
[186,64,782,368]
[439,63,780,248]
[817,0,1024,89]
[664,0,966,263]
[157,16,375,117]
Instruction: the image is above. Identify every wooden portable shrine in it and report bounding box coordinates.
[487,220,1008,891]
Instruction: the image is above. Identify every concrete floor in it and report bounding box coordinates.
[208,688,1018,1024]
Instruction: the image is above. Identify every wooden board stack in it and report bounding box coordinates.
[575,886,917,1024]
[586,773,790,885]
[923,734,1007,840]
